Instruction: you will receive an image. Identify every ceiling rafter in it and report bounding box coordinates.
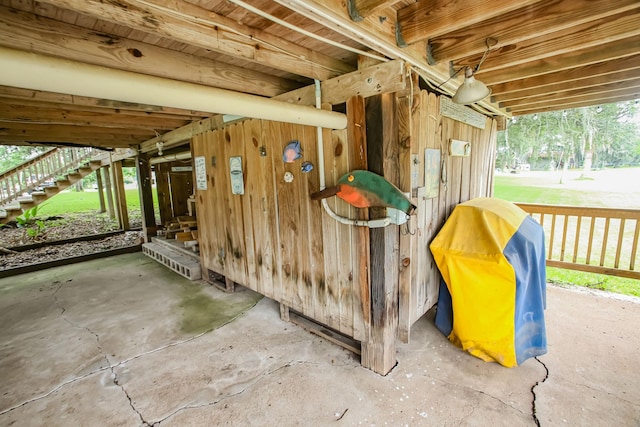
[493,69,640,103]
[456,9,640,73]
[509,93,640,115]
[35,0,354,80]
[427,0,639,64]
[489,55,640,96]
[480,35,640,86]
[396,0,541,46]
[0,6,299,98]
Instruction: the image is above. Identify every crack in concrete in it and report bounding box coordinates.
[418,372,527,417]
[152,359,336,425]
[53,282,151,425]
[531,356,549,426]
[0,292,262,419]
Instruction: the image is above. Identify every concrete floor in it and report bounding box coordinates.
[0,252,638,426]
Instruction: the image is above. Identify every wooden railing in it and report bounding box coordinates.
[0,147,96,206]
[516,203,640,280]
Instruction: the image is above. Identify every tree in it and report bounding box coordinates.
[0,145,50,174]
[497,101,640,172]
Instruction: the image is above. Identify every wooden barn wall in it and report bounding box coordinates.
[192,119,370,341]
[397,90,497,342]
[192,89,497,345]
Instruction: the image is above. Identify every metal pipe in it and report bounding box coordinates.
[149,151,192,165]
[0,47,348,130]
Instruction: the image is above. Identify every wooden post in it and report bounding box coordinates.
[136,155,157,241]
[111,161,129,230]
[154,162,173,226]
[103,165,115,219]
[360,93,400,375]
[95,168,106,213]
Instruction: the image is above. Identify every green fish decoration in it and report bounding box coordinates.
[311,170,416,215]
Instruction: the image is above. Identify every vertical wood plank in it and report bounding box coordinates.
[361,93,399,375]
[224,123,249,285]
[95,168,106,213]
[600,217,611,267]
[154,162,172,225]
[111,161,129,230]
[136,155,157,241]
[346,95,369,342]
[397,89,414,343]
[573,216,583,263]
[102,166,115,219]
[614,218,626,269]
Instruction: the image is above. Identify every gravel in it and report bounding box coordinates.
[1,212,144,271]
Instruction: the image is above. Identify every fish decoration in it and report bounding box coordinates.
[301,161,314,173]
[282,140,303,163]
[310,170,416,215]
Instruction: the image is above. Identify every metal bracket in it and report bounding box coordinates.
[426,41,437,65]
[346,0,364,22]
[395,19,408,48]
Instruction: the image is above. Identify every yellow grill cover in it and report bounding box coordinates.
[430,198,547,367]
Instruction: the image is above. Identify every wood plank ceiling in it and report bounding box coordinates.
[0,0,639,150]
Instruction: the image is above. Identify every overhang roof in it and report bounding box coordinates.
[0,0,639,150]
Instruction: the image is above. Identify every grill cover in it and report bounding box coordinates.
[430,198,547,367]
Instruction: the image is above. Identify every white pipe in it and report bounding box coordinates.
[150,151,192,165]
[225,0,388,63]
[0,47,347,130]
[313,79,392,229]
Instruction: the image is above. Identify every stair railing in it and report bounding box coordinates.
[0,147,97,206]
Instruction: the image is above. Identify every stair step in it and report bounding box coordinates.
[142,242,202,281]
[31,191,46,196]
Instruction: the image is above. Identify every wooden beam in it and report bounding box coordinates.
[111,161,129,230]
[0,134,141,147]
[397,0,540,46]
[480,35,640,86]
[136,155,157,240]
[427,0,640,64]
[457,10,640,73]
[273,0,508,116]
[490,55,640,95]
[348,0,402,21]
[0,104,189,131]
[509,92,640,115]
[35,0,353,80]
[0,86,213,119]
[360,92,399,375]
[502,80,640,109]
[494,72,640,103]
[0,6,299,97]
[95,168,106,214]
[139,59,408,154]
[102,166,115,219]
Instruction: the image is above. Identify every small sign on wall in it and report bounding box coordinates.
[229,156,245,195]
[450,139,471,157]
[194,156,207,190]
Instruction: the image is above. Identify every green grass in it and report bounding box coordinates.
[493,176,603,206]
[494,173,639,298]
[36,189,149,217]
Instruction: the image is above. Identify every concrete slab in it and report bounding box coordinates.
[1,253,639,426]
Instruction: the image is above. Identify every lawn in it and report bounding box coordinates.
[494,168,640,297]
[36,189,145,216]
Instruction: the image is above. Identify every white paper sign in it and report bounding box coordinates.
[194,156,207,190]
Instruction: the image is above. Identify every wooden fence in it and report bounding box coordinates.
[516,203,640,280]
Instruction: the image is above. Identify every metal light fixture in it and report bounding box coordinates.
[452,67,491,104]
[452,38,497,105]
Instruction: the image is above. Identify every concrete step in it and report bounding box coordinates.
[142,242,202,281]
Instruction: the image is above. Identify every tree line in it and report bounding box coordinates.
[496,101,640,172]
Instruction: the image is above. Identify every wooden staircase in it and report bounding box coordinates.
[0,147,102,224]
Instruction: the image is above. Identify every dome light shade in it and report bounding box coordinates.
[452,67,491,105]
